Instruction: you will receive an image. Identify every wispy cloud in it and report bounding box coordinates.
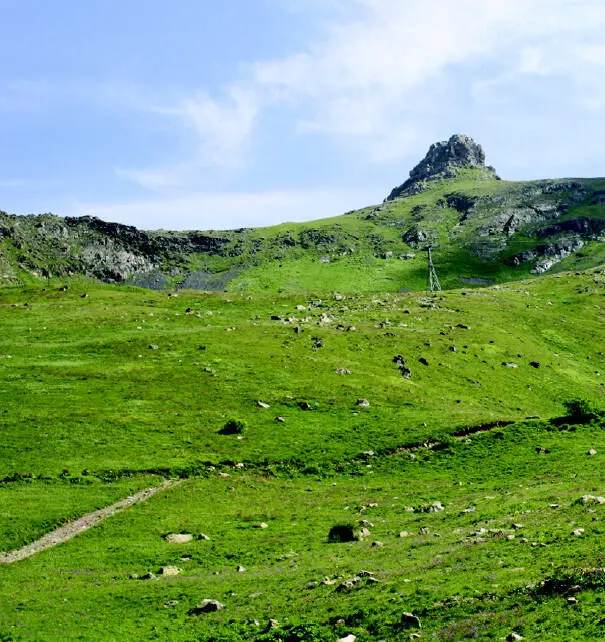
[117,87,261,192]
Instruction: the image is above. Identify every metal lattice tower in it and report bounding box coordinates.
[427,246,441,293]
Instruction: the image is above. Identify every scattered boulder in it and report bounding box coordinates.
[237,565,246,573]
[572,528,585,536]
[393,355,412,379]
[189,599,224,614]
[256,400,270,409]
[356,398,370,408]
[575,495,605,506]
[502,362,517,368]
[264,619,280,632]
[141,572,158,581]
[588,449,598,456]
[148,344,159,350]
[298,401,313,411]
[275,416,286,423]
[529,361,541,368]
[164,533,194,544]
[328,524,357,543]
[337,635,356,642]
[457,323,471,330]
[335,368,352,375]
[160,566,182,576]
[418,501,445,513]
[219,419,245,435]
[535,446,550,454]
[400,612,421,629]
[507,633,524,641]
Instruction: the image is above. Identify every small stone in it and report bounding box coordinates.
[358,528,371,538]
[588,449,597,456]
[399,531,410,538]
[529,361,540,368]
[198,533,211,541]
[164,533,194,544]
[237,565,246,572]
[259,522,269,529]
[336,580,358,592]
[502,362,517,368]
[335,368,352,375]
[160,566,182,576]
[400,612,421,629]
[141,572,158,581]
[148,344,159,350]
[371,541,384,547]
[576,495,605,506]
[337,636,356,642]
[418,357,429,366]
[567,596,578,604]
[359,519,374,527]
[257,400,270,409]
[572,528,585,536]
[190,599,224,614]
[507,634,524,641]
[275,416,286,423]
[356,398,370,407]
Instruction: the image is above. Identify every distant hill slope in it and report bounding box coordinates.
[2,135,604,291]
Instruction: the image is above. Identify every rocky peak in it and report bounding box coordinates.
[386,134,496,201]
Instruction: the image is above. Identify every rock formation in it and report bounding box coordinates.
[386,134,496,201]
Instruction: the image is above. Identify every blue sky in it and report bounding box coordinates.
[1,0,605,230]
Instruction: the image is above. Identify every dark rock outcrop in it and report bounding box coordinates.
[386,135,496,201]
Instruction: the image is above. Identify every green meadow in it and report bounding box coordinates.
[0,268,604,640]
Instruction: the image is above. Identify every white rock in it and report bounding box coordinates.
[164,533,194,544]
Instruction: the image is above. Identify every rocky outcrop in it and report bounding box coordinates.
[386,134,497,201]
[504,237,586,273]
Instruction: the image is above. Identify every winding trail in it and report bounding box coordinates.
[0,479,178,564]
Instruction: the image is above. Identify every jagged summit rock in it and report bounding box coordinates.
[386,134,496,201]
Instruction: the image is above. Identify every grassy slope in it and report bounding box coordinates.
[0,270,604,640]
[220,173,605,293]
[3,172,605,293]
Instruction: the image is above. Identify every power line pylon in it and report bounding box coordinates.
[427,245,441,294]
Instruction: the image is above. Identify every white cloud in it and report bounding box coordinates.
[117,86,260,192]
[69,186,378,231]
[38,0,605,223]
[245,0,605,164]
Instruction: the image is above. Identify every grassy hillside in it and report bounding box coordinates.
[2,170,605,293]
[0,270,604,640]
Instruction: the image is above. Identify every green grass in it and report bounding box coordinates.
[0,269,604,640]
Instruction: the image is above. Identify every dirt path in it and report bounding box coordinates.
[0,479,178,564]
